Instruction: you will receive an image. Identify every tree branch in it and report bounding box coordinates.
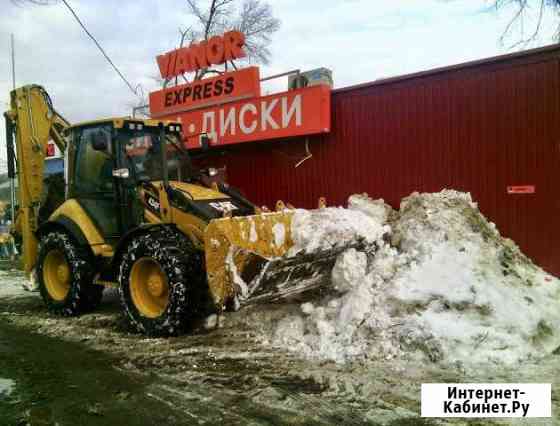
[494,0,560,46]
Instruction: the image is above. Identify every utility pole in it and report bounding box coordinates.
[9,34,16,225]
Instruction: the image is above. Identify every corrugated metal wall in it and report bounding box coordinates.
[198,46,560,275]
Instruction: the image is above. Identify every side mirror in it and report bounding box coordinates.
[91,131,109,151]
[199,133,211,151]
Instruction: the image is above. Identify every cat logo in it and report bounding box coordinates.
[146,194,161,214]
[209,201,238,213]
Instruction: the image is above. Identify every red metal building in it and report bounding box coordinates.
[199,45,560,276]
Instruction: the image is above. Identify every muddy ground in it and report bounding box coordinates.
[0,270,557,425]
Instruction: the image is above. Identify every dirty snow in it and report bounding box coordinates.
[0,378,15,397]
[0,269,28,298]
[347,193,392,224]
[273,190,560,367]
[288,206,389,255]
[0,224,558,424]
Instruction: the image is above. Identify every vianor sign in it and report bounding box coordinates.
[156,31,248,78]
[149,31,331,149]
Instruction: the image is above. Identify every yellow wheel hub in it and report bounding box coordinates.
[130,258,169,318]
[43,249,71,301]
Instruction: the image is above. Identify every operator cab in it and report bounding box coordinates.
[65,117,192,244]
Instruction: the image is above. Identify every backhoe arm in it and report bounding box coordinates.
[4,85,70,276]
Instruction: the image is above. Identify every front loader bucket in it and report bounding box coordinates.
[204,211,349,309]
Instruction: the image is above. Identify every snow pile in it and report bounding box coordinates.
[227,207,389,302]
[273,190,560,366]
[288,206,389,255]
[347,193,393,224]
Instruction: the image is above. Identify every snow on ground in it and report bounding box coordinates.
[0,269,28,298]
[273,190,560,367]
[0,378,15,397]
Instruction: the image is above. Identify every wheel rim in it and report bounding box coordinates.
[130,257,169,318]
[43,249,71,301]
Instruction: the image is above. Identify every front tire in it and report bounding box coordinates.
[118,228,204,336]
[37,231,103,316]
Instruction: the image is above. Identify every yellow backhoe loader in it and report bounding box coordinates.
[4,85,342,335]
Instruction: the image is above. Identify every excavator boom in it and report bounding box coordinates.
[4,85,70,276]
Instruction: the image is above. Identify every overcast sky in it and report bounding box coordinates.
[0,0,557,169]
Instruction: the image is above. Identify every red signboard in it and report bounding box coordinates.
[507,185,536,194]
[150,31,332,148]
[159,85,331,149]
[149,67,260,118]
[157,31,246,79]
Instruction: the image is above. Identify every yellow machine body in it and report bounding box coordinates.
[5,84,336,333]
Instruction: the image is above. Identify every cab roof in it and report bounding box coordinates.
[68,116,180,130]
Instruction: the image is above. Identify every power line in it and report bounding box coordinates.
[60,0,143,98]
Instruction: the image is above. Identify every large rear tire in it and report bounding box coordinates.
[118,227,205,336]
[37,231,103,316]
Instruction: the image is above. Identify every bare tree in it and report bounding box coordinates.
[235,0,281,64]
[492,0,560,46]
[178,0,280,81]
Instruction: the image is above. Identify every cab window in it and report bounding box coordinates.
[122,130,193,182]
[74,125,114,194]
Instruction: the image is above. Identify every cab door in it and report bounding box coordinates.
[68,124,121,245]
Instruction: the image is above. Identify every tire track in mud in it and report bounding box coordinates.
[0,289,422,425]
[0,320,184,425]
